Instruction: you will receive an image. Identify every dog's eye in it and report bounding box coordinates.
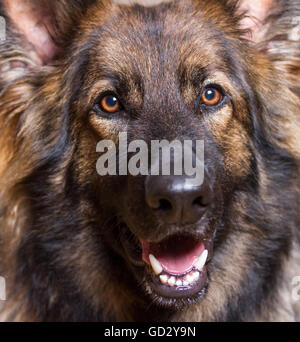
[201,87,222,106]
[97,94,121,114]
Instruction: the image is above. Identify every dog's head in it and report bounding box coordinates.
[1,0,299,321]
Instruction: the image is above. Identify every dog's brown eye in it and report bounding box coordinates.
[201,88,222,106]
[99,94,120,113]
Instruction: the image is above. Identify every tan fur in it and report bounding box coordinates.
[0,0,299,322]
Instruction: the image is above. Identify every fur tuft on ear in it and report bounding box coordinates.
[237,0,275,42]
[0,0,96,65]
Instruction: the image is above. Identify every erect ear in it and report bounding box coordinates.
[0,0,96,65]
[237,0,275,42]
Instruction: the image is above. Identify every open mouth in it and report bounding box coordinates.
[117,222,214,305]
[139,234,213,301]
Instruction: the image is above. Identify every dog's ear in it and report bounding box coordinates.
[237,0,275,42]
[0,0,96,65]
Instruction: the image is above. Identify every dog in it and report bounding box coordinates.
[0,0,300,321]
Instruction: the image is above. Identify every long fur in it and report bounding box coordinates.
[0,0,299,321]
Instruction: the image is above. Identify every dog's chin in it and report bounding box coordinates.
[118,224,214,309]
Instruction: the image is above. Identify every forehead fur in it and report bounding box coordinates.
[78,0,247,86]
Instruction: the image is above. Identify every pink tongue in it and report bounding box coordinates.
[141,236,205,274]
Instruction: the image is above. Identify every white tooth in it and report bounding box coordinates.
[183,281,189,286]
[149,254,163,275]
[193,271,200,281]
[186,274,194,283]
[159,275,168,285]
[168,277,176,286]
[176,279,182,287]
[194,249,208,271]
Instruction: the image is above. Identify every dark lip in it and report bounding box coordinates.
[118,223,215,304]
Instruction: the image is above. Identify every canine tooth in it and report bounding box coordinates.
[149,254,163,275]
[168,277,176,286]
[194,249,208,271]
[159,275,168,285]
[176,279,182,286]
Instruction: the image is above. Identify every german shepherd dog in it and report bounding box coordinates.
[0,0,299,322]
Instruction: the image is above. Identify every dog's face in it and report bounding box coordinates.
[70,0,259,307]
[2,0,298,321]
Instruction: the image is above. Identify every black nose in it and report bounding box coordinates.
[145,174,213,225]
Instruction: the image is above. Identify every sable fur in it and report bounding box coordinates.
[0,0,300,321]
